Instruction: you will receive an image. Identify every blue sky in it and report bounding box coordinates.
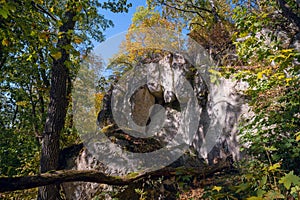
[101,0,147,39]
[93,0,147,65]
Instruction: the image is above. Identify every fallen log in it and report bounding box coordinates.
[0,160,231,193]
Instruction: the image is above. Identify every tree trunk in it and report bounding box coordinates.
[276,0,300,29]
[38,10,76,200]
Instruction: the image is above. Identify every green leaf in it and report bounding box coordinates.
[264,190,284,199]
[246,197,263,200]
[0,7,9,18]
[296,132,300,141]
[212,186,222,192]
[291,185,300,195]
[257,71,264,79]
[259,176,267,188]
[236,183,249,193]
[264,146,277,151]
[269,163,280,171]
[51,51,62,60]
[26,55,33,61]
[257,189,266,197]
[2,38,9,46]
[253,22,260,27]
[279,171,300,189]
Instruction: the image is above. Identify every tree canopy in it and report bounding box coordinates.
[1,0,131,199]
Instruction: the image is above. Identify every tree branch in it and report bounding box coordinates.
[159,0,212,18]
[31,1,57,21]
[185,0,214,15]
[276,0,300,30]
[0,161,231,193]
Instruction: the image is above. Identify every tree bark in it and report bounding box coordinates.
[38,9,76,200]
[0,161,231,193]
[276,0,300,30]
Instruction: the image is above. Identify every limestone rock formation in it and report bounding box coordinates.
[97,53,247,164]
[63,52,249,199]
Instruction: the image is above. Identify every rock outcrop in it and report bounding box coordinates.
[97,53,247,164]
[64,52,248,199]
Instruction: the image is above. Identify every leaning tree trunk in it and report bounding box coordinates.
[38,10,76,200]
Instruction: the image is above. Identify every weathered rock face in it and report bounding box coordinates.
[98,53,247,164]
[59,144,109,200]
[63,53,248,198]
[196,78,248,163]
[130,86,155,126]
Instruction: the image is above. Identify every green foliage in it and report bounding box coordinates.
[134,188,147,200]
[232,0,300,173]
[240,162,300,199]
[188,0,300,199]
[202,161,300,199]
[201,0,300,199]
[0,129,39,176]
[0,0,131,198]
[279,171,300,190]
